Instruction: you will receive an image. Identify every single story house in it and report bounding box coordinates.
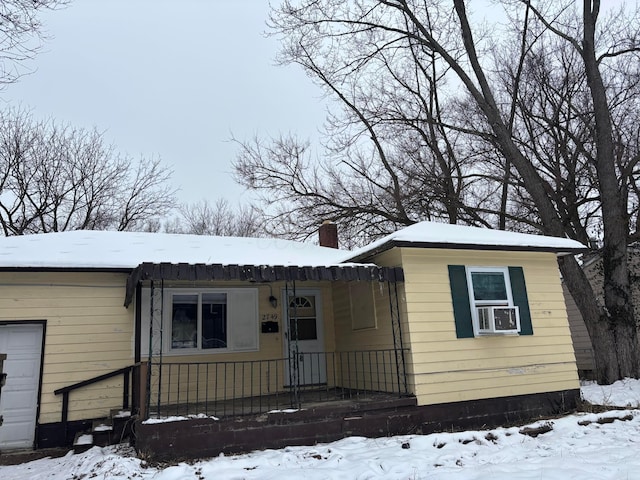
[0,222,586,457]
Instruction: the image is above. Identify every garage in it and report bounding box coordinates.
[0,323,44,450]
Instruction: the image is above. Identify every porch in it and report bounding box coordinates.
[144,349,411,419]
[136,391,418,461]
[129,261,412,458]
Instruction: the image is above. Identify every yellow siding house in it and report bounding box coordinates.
[0,222,586,455]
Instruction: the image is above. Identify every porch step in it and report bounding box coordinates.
[72,409,134,454]
[110,409,133,444]
[72,432,93,454]
[91,420,113,447]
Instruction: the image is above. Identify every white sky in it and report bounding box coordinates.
[0,0,630,211]
[0,0,327,205]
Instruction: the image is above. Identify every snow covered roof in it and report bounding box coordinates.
[0,222,587,272]
[0,230,349,269]
[343,222,588,262]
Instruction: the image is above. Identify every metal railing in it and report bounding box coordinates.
[147,349,409,419]
[54,364,140,438]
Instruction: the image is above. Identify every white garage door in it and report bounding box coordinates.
[0,324,44,450]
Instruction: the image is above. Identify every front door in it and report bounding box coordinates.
[283,289,326,386]
[0,323,44,450]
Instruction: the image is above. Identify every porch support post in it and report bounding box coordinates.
[285,280,301,409]
[145,279,154,419]
[61,391,69,442]
[123,369,130,409]
[133,283,142,415]
[147,279,165,419]
[388,282,408,395]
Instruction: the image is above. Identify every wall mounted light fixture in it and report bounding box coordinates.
[267,284,278,309]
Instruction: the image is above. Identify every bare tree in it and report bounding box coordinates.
[232,22,487,245]
[0,109,176,235]
[165,198,264,238]
[0,0,67,87]
[234,0,640,382]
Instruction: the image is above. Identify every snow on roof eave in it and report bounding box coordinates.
[343,239,589,263]
[0,265,137,275]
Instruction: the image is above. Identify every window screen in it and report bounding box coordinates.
[471,271,508,302]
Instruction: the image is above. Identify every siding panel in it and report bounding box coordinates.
[392,248,579,406]
[0,272,134,424]
[562,283,595,373]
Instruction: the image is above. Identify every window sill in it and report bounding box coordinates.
[163,348,258,356]
[167,349,227,356]
[476,331,520,337]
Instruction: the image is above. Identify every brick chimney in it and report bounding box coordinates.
[319,221,338,249]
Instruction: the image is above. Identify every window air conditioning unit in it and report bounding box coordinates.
[477,306,520,334]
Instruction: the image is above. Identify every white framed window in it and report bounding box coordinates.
[170,292,228,350]
[466,267,521,335]
[140,287,259,356]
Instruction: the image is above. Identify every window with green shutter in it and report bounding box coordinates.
[448,265,533,337]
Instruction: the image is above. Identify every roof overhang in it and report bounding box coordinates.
[124,262,404,307]
[0,267,132,273]
[345,240,589,263]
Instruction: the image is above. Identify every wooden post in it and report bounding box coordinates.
[138,362,149,419]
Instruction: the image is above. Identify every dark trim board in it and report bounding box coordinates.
[418,389,579,433]
[36,419,93,449]
[135,389,580,461]
[124,262,405,306]
[346,240,588,263]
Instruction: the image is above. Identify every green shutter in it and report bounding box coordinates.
[448,265,474,338]
[508,266,533,335]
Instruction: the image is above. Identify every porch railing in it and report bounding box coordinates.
[147,349,410,419]
[54,364,141,441]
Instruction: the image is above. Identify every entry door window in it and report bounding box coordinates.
[288,296,317,341]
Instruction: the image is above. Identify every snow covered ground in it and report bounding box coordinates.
[2,379,640,480]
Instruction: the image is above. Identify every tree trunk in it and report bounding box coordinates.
[558,255,640,383]
[577,0,639,382]
[589,317,640,382]
[450,0,640,381]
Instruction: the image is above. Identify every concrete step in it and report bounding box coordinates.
[91,420,113,447]
[72,410,135,454]
[110,409,133,444]
[72,432,93,454]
